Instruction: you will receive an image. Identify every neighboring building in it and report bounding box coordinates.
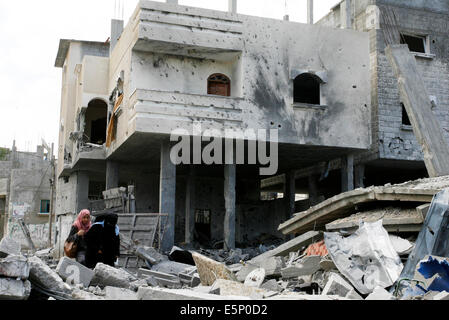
[316,0,449,186]
[0,141,55,249]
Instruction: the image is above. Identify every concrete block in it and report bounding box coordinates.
[136,246,168,265]
[0,237,21,258]
[137,286,250,300]
[281,255,321,278]
[129,279,149,291]
[0,278,31,300]
[138,268,178,281]
[433,291,449,300]
[178,272,201,287]
[236,264,258,282]
[151,260,193,275]
[322,273,362,300]
[192,252,237,286]
[0,255,29,279]
[258,256,284,276]
[365,286,395,300]
[28,256,72,294]
[104,286,138,300]
[210,279,268,298]
[244,268,265,288]
[91,263,135,289]
[56,257,94,287]
[260,279,282,292]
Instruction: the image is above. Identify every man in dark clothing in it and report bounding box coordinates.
[84,214,120,269]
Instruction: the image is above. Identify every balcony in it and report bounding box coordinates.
[133,1,243,61]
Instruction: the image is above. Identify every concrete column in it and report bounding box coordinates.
[341,0,352,29]
[341,154,354,192]
[228,0,237,14]
[106,161,119,190]
[185,166,195,244]
[308,174,319,206]
[285,171,296,220]
[76,171,89,213]
[110,19,124,53]
[355,164,365,189]
[224,164,236,250]
[160,141,176,252]
[307,0,314,24]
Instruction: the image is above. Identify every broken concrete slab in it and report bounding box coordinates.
[210,279,268,298]
[135,246,168,266]
[236,264,258,282]
[280,255,321,278]
[191,252,237,286]
[137,268,182,288]
[244,268,265,288]
[433,291,449,300]
[322,273,363,300]
[178,272,201,287]
[250,231,321,264]
[0,278,31,300]
[260,279,282,292]
[56,257,94,288]
[0,236,21,258]
[28,256,72,294]
[90,263,136,289]
[104,286,138,300]
[365,286,395,300]
[0,255,29,279]
[389,235,414,255]
[151,260,193,276]
[129,279,149,291]
[325,220,403,295]
[319,258,336,271]
[137,286,249,300]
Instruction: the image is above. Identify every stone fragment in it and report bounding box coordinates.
[0,237,21,258]
[28,256,72,294]
[0,278,31,300]
[151,260,193,275]
[322,273,362,300]
[56,256,94,288]
[236,264,258,282]
[192,252,237,286]
[281,255,321,278]
[137,286,249,300]
[0,255,29,279]
[72,288,105,300]
[210,279,268,298]
[244,268,265,288]
[319,258,336,271]
[104,286,138,300]
[260,279,282,292]
[129,279,149,291]
[365,286,396,300]
[136,246,168,265]
[90,263,135,289]
[433,291,449,300]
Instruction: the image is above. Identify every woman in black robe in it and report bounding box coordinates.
[84,214,120,269]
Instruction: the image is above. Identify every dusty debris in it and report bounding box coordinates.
[325,220,403,295]
[90,263,137,289]
[192,252,237,286]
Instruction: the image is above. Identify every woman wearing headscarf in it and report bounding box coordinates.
[66,209,92,266]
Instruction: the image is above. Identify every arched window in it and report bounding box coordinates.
[85,99,108,145]
[293,73,321,105]
[207,74,231,97]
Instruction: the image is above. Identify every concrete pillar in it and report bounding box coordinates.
[228,0,237,14]
[166,0,178,3]
[307,0,314,24]
[355,164,365,189]
[308,174,319,206]
[76,171,89,213]
[341,0,352,29]
[159,141,176,252]
[224,164,236,250]
[185,166,195,244]
[285,171,296,220]
[110,19,124,54]
[106,161,119,190]
[341,154,354,192]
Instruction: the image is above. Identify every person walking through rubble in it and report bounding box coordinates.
[84,213,120,269]
[66,209,92,266]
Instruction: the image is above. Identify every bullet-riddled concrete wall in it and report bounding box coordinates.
[107,0,371,158]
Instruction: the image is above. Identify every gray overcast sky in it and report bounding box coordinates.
[0,0,340,152]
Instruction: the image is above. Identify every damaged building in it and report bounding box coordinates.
[0,141,55,249]
[53,0,448,256]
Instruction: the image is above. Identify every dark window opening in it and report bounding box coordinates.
[294,74,320,105]
[85,99,108,145]
[194,209,211,245]
[400,34,426,53]
[401,103,411,126]
[40,200,50,214]
[207,74,231,97]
